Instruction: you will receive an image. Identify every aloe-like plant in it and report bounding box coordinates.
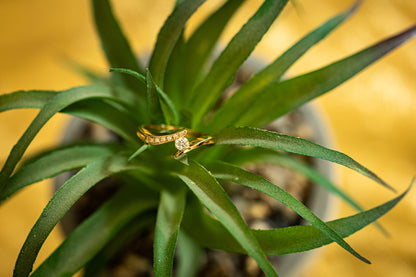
[0,0,415,276]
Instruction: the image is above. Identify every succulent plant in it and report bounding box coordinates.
[0,0,415,276]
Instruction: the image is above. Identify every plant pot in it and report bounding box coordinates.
[54,55,335,277]
[55,100,334,277]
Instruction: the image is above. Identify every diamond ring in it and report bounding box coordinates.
[137,124,214,158]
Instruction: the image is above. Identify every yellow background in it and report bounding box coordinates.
[0,0,415,276]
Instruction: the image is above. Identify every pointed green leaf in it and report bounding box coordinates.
[189,0,289,127]
[224,148,366,215]
[146,69,165,124]
[163,31,185,103]
[0,90,139,145]
[0,90,55,111]
[0,144,120,204]
[176,230,203,277]
[176,161,278,277]
[206,1,360,131]
[154,189,186,277]
[208,161,370,264]
[0,84,133,188]
[31,185,158,277]
[225,147,389,235]
[64,99,139,144]
[110,67,146,83]
[215,127,394,191]
[128,144,150,161]
[12,154,148,277]
[237,25,416,127]
[149,0,206,86]
[111,67,180,124]
[84,214,155,277]
[91,0,144,95]
[181,0,246,100]
[182,183,411,255]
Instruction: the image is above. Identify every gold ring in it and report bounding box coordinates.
[137,124,214,157]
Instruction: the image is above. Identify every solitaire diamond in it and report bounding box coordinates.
[175,137,189,151]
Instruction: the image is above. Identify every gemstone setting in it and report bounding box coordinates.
[175,137,190,151]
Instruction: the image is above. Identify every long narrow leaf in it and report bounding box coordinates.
[146,69,165,124]
[163,31,185,103]
[0,144,120,204]
[154,189,186,277]
[208,162,370,263]
[215,127,394,191]
[176,230,203,277]
[0,90,55,111]
[181,0,246,100]
[224,148,365,215]
[0,91,139,145]
[149,0,206,86]
[190,0,289,127]
[182,183,411,255]
[31,184,158,277]
[206,1,360,131]
[12,154,147,277]
[84,213,155,277]
[237,25,416,127]
[91,0,144,95]
[0,84,132,188]
[111,67,180,124]
[64,100,139,144]
[176,161,278,277]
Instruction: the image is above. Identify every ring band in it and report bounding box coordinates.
[137,124,214,157]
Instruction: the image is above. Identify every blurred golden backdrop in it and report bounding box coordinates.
[0,0,415,276]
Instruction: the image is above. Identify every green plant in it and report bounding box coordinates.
[0,0,414,276]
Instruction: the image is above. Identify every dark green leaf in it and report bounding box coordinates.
[0,144,120,204]
[1,92,139,145]
[163,31,185,104]
[176,161,278,277]
[189,0,289,127]
[91,0,144,95]
[146,69,165,124]
[64,99,140,144]
[12,154,148,277]
[31,184,158,277]
[176,230,203,277]
[0,90,139,145]
[182,182,411,254]
[149,0,206,86]
[84,213,155,277]
[215,127,394,191]
[206,1,360,131]
[224,147,389,235]
[224,148,366,215]
[110,67,146,83]
[181,0,246,101]
[208,161,370,263]
[154,189,186,277]
[0,84,132,188]
[237,25,416,127]
[0,90,55,111]
[111,67,180,124]
[128,144,150,161]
